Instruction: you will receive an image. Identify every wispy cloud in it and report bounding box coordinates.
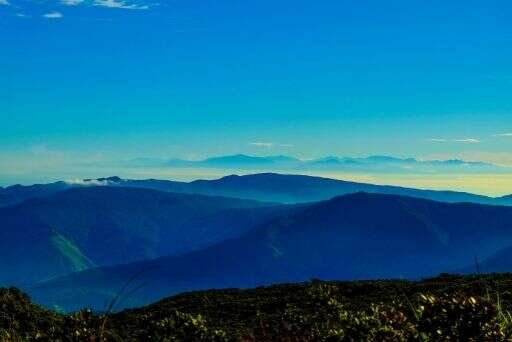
[455,139,481,143]
[250,142,274,148]
[65,178,111,186]
[60,0,85,5]
[429,138,481,144]
[493,133,512,137]
[5,0,151,15]
[93,0,149,10]
[249,142,294,148]
[43,11,64,18]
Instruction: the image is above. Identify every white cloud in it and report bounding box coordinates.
[429,138,481,144]
[455,139,481,143]
[493,133,512,137]
[249,142,294,148]
[65,179,111,186]
[0,0,9,6]
[93,0,149,9]
[60,0,85,5]
[43,11,64,18]
[250,142,274,148]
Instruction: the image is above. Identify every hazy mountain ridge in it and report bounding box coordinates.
[3,173,510,208]
[126,154,505,174]
[30,192,512,311]
[0,186,278,286]
[2,173,512,311]
[180,173,507,205]
[0,181,72,207]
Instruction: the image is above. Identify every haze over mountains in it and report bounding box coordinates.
[126,154,508,174]
[1,172,512,311]
[1,173,511,208]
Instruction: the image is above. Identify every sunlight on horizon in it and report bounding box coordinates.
[3,167,511,197]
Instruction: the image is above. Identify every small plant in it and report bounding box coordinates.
[3,274,512,341]
[255,283,419,341]
[415,292,511,340]
[149,310,228,342]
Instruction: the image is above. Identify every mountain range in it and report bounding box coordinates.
[0,187,278,286]
[1,172,512,312]
[125,154,508,174]
[29,192,512,311]
[2,173,511,207]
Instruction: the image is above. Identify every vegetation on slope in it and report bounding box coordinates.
[50,233,96,273]
[4,274,512,340]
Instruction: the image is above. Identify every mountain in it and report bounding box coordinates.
[459,245,512,275]
[0,213,96,288]
[0,181,72,207]
[3,173,508,208]
[126,154,506,174]
[203,154,280,166]
[121,173,509,205]
[165,154,302,168]
[363,155,418,163]
[0,187,278,286]
[308,156,344,165]
[500,195,512,204]
[30,192,512,311]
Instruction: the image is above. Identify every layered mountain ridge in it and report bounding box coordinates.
[0,186,277,285]
[29,192,512,311]
[2,173,510,207]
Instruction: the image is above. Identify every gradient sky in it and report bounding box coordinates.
[1,0,512,188]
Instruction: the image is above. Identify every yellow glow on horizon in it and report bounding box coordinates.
[309,172,512,197]
[124,168,512,197]
[3,167,511,198]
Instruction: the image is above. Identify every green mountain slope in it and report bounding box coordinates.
[50,233,95,273]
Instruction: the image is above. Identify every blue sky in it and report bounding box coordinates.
[1,0,511,189]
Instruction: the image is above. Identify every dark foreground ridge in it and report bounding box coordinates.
[3,274,512,341]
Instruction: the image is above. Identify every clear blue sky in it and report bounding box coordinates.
[1,0,511,186]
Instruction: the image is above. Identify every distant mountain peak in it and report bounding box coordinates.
[97,176,123,183]
[125,154,504,174]
[311,156,342,164]
[365,155,417,163]
[206,154,265,161]
[204,154,296,165]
